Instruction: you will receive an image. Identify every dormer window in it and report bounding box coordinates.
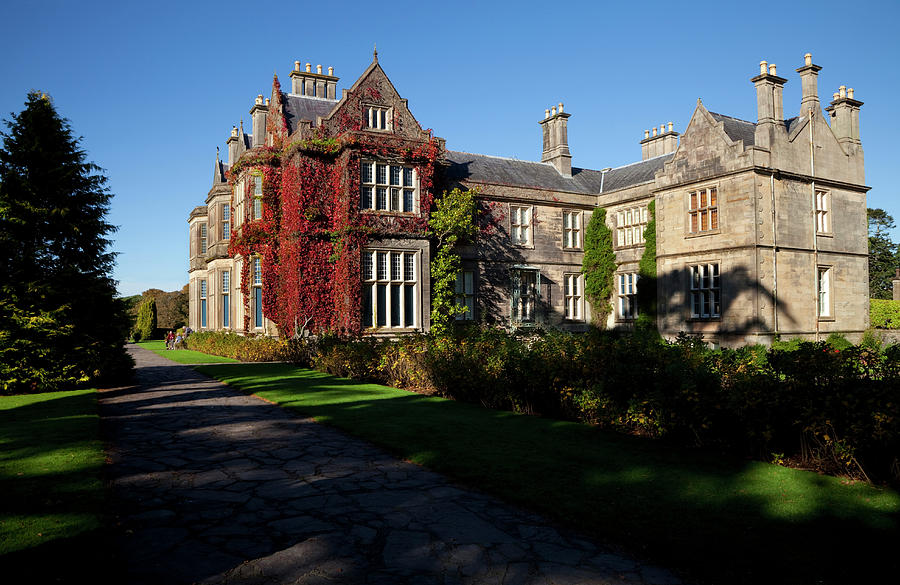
[365,105,391,130]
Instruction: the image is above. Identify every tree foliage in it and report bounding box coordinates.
[133,298,157,342]
[428,188,477,336]
[0,91,133,393]
[137,286,187,330]
[867,208,899,300]
[582,208,616,326]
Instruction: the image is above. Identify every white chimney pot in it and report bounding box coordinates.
[760,60,768,75]
[294,60,300,71]
[848,88,854,99]
[804,53,812,66]
[839,85,847,98]
[769,64,777,76]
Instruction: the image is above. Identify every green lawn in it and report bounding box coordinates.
[196,362,900,585]
[0,389,111,581]
[137,339,239,364]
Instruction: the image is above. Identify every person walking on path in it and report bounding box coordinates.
[100,345,685,585]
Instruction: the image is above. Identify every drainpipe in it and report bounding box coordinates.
[771,172,778,335]
[809,108,819,342]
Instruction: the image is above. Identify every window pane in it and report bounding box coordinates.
[377,252,387,280]
[391,166,401,186]
[403,189,414,212]
[710,208,718,230]
[690,212,698,233]
[361,162,372,183]
[200,299,207,328]
[376,187,387,210]
[362,252,373,280]
[376,164,387,184]
[376,285,387,327]
[254,287,263,327]
[391,284,401,326]
[403,167,413,187]
[404,253,415,281]
[464,271,473,293]
[690,192,697,210]
[361,186,372,209]
[404,284,415,326]
[362,285,373,327]
[391,188,401,211]
[709,188,717,207]
[391,252,401,281]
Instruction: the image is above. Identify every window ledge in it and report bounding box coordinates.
[817,316,836,322]
[685,229,721,239]
[687,316,721,322]
[816,232,834,238]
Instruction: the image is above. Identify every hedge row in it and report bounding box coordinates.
[183,328,900,484]
[871,299,900,329]
[183,331,304,362]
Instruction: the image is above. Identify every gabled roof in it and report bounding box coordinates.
[444,150,673,195]
[283,94,339,134]
[709,112,756,146]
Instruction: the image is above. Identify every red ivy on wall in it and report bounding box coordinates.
[227,79,441,337]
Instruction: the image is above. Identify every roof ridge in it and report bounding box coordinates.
[708,111,755,125]
[286,93,339,102]
[447,150,550,166]
[607,152,674,172]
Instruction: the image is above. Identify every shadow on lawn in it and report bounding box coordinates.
[194,362,900,585]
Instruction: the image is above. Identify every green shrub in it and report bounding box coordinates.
[183,331,298,362]
[871,299,900,328]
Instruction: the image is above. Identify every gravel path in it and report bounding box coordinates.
[100,345,686,585]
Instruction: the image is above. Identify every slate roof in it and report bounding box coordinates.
[283,94,339,134]
[443,150,673,195]
[709,112,756,146]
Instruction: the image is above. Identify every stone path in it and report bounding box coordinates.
[100,345,686,585]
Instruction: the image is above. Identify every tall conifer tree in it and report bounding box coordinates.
[0,91,132,393]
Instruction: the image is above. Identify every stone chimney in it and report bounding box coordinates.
[796,53,822,114]
[249,94,268,148]
[751,59,788,150]
[289,60,339,99]
[640,122,679,160]
[825,85,863,148]
[226,125,241,166]
[540,103,572,177]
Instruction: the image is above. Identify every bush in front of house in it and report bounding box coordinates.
[871,299,900,329]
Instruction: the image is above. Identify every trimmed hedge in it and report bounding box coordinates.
[183,331,306,363]
[871,299,900,329]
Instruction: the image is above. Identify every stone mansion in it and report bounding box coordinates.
[187,52,868,346]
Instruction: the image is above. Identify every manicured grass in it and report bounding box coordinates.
[196,362,900,585]
[0,389,111,581]
[137,339,239,364]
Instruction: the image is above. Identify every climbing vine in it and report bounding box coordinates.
[428,188,478,336]
[636,200,658,329]
[582,208,616,327]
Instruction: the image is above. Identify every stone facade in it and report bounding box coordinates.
[188,53,869,346]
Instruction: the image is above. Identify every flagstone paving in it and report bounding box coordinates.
[100,345,687,584]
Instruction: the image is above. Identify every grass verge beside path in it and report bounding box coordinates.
[196,362,900,585]
[0,389,110,582]
[137,339,239,364]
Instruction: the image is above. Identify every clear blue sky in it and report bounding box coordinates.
[2,0,898,296]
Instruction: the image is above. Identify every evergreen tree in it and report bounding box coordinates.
[867,208,900,300]
[133,298,157,342]
[0,91,133,393]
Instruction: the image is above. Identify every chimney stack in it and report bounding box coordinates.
[250,94,268,148]
[825,84,863,149]
[289,59,339,99]
[539,102,572,177]
[227,125,241,165]
[751,58,788,149]
[640,122,679,160]
[796,52,822,114]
